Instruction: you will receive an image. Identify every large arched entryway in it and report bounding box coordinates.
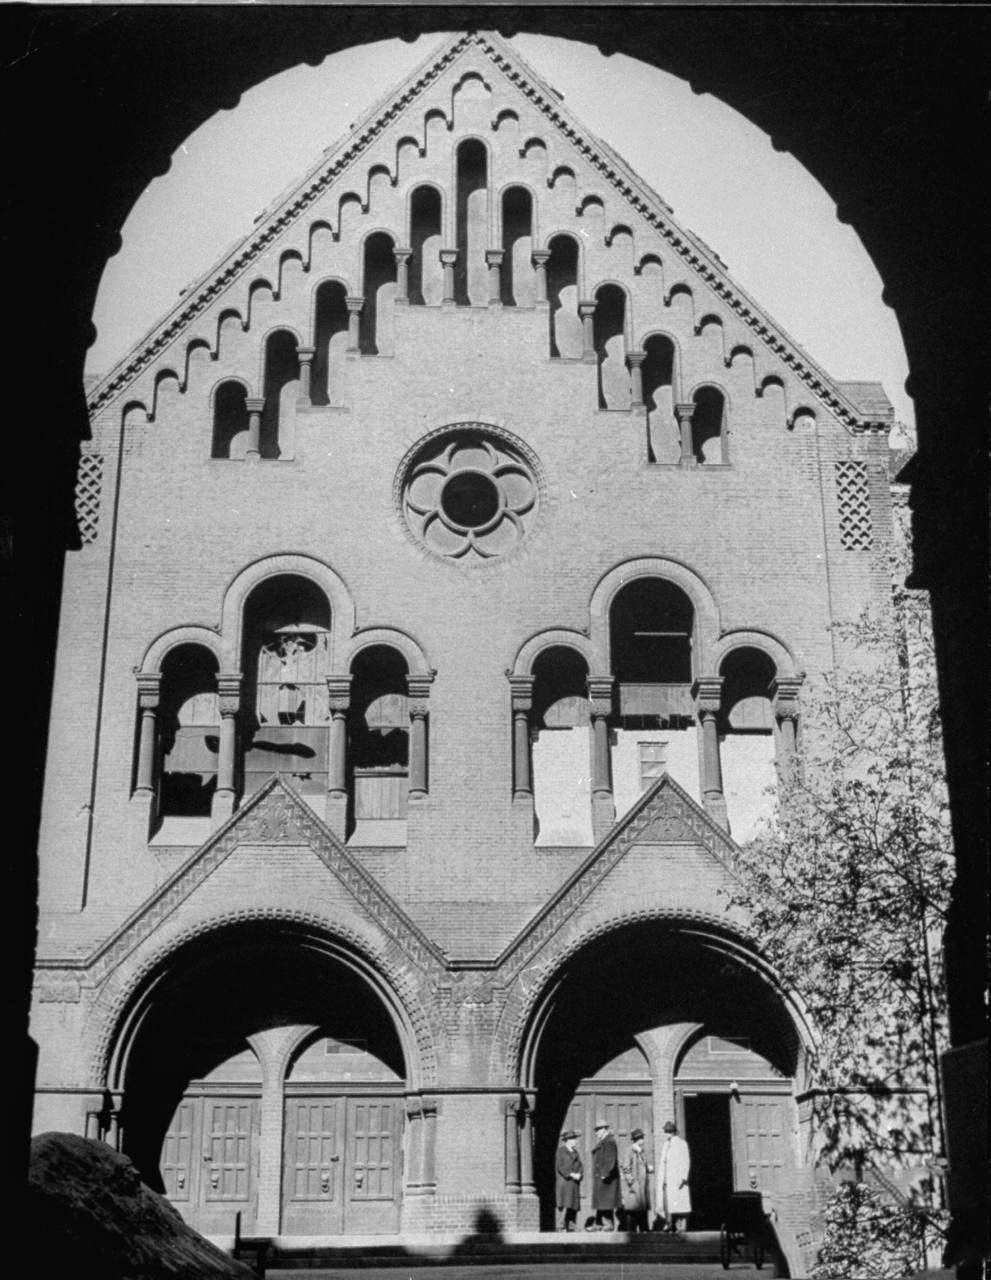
[519,921,810,1231]
[108,922,415,1237]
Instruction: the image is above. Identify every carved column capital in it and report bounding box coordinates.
[406,672,435,702]
[626,350,646,368]
[770,675,804,720]
[244,396,265,414]
[693,675,724,718]
[587,675,614,717]
[345,295,364,313]
[216,672,243,716]
[508,673,534,713]
[485,248,505,266]
[135,672,161,709]
[578,299,597,318]
[393,246,412,262]
[296,346,315,361]
[675,402,696,423]
[325,674,353,713]
[530,249,551,267]
[438,249,458,266]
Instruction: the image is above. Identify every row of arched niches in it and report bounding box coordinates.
[137,564,801,847]
[111,78,831,464]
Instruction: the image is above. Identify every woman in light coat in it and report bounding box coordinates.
[658,1120,691,1232]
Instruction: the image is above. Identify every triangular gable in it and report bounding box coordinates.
[86,30,879,432]
[48,776,447,983]
[472,772,741,973]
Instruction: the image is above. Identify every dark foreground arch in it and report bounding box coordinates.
[13,7,987,1259]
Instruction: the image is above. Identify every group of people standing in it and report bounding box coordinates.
[555,1119,691,1234]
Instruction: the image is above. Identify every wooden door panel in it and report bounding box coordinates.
[160,1094,259,1235]
[161,1099,195,1202]
[733,1096,786,1195]
[282,1097,345,1235]
[344,1098,401,1234]
[203,1100,255,1202]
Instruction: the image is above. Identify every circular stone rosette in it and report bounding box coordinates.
[399,426,541,562]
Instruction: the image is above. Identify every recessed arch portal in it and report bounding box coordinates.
[105,918,420,1236]
[511,917,810,1231]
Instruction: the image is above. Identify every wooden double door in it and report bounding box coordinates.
[282,1092,403,1235]
[161,1092,260,1236]
[161,1090,402,1236]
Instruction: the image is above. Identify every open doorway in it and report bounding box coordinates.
[682,1093,734,1229]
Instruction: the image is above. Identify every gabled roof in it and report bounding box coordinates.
[87,30,885,433]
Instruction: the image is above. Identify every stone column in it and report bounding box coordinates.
[134,673,161,796]
[675,402,697,466]
[628,350,646,408]
[519,1095,536,1192]
[420,1097,438,1190]
[212,672,241,825]
[485,249,504,305]
[245,396,264,461]
[439,249,457,304]
[325,674,352,837]
[531,249,551,304]
[296,347,315,407]
[504,1098,522,1192]
[588,675,615,838]
[404,1097,424,1192]
[407,674,434,799]
[579,300,597,362]
[508,675,534,798]
[771,676,803,783]
[345,296,363,352]
[393,247,412,304]
[694,676,729,831]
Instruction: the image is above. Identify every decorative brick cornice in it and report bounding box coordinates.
[86,30,879,434]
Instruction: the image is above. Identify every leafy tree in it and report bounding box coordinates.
[811,1182,928,1280]
[725,490,953,1256]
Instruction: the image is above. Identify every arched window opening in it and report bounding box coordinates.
[609,579,698,816]
[594,285,630,410]
[531,647,593,846]
[546,234,581,358]
[719,647,776,842]
[312,281,348,406]
[157,645,219,818]
[692,386,727,463]
[501,186,534,307]
[211,381,248,459]
[349,646,409,833]
[360,231,397,355]
[409,186,442,306]
[455,140,488,307]
[642,335,677,464]
[260,330,299,458]
[241,575,331,804]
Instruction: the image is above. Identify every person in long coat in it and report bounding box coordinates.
[590,1118,620,1230]
[620,1127,652,1232]
[658,1120,692,1232]
[555,1129,583,1231]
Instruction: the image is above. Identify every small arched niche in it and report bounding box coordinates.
[692,386,728,464]
[531,646,593,847]
[408,186,442,306]
[609,579,698,815]
[349,645,409,840]
[642,335,677,463]
[360,231,397,355]
[719,646,777,842]
[261,329,299,458]
[210,379,248,459]
[594,284,630,410]
[241,574,331,805]
[546,234,581,358]
[501,186,535,307]
[312,280,348,406]
[455,139,488,307]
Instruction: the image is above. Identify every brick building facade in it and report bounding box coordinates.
[31,32,898,1272]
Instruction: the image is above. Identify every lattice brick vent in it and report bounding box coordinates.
[836,460,873,550]
[75,453,104,545]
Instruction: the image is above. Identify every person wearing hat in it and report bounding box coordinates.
[620,1127,653,1232]
[590,1117,620,1230]
[555,1129,583,1231]
[658,1120,692,1233]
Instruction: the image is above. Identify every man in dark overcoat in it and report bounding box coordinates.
[590,1118,620,1230]
[555,1128,582,1231]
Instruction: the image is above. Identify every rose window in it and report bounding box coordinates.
[400,428,540,561]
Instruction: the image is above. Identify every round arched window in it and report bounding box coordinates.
[398,425,540,561]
